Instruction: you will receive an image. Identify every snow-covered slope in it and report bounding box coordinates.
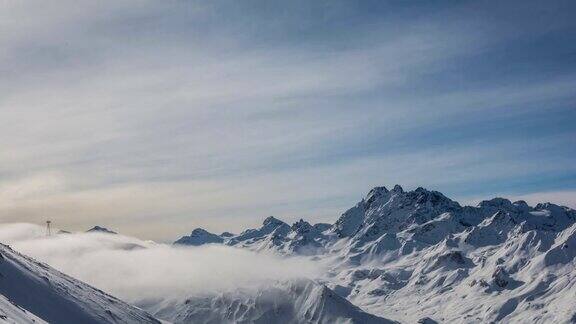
[174,184,576,323]
[0,243,159,324]
[147,279,396,324]
[0,294,46,324]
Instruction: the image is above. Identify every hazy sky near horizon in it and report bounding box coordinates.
[1,0,575,241]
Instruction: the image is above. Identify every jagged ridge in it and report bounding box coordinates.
[173,184,576,323]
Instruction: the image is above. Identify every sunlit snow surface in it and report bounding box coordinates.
[1,185,576,323]
[173,185,576,323]
[0,242,160,324]
[0,294,46,324]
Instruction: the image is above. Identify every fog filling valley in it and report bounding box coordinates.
[0,223,322,303]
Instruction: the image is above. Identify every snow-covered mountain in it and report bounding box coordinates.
[0,293,46,324]
[174,228,224,246]
[174,184,576,323]
[2,184,573,323]
[147,279,396,324]
[0,243,160,324]
[86,226,117,235]
[175,216,331,255]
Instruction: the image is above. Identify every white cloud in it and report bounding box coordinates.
[0,223,321,303]
[0,172,66,203]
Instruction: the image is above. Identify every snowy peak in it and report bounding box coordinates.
[174,228,224,246]
[410,187,460,209]
[263,216,287,228]
[477,197,519,214]
[229,216,290,245]
[284,219,328,255]
[333,185,461,239]
[365,186,390,207]
[173,216,332,254]
[291,219,314,234]
[152,280,396,324]
[392,184,404,193]
[512,200,530,210]
[173,217,293,248]
[171,184,576,257]
[473,198,576,233]
[220,231,235,238]
[86,226,117,235]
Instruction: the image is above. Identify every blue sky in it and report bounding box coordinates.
[0,0,575,240]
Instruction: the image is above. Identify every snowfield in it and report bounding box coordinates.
[1,184,575,323]
[0,294,46,324]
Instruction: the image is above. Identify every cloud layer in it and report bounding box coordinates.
[0,223,321,303]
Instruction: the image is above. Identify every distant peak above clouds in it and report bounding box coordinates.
[173,228,224,246]
[86,226,117,235]
[174,184,576,251]
[169,183,576,322]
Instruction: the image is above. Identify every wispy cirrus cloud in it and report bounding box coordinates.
[0,0,574,240]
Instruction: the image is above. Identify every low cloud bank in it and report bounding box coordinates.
[0,223,321,303]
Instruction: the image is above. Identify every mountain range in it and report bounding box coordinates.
[1,184,575,323]
[173,185,576,323]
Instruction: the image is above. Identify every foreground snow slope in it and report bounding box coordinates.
[0,294,46,324]
[0,243,160,324]
[175,184,576,323]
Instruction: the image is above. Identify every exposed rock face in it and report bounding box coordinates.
[173,228,224,246]
[492,266,510,288]
[220,231,235,238]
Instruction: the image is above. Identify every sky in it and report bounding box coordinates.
[0,0,575,241]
